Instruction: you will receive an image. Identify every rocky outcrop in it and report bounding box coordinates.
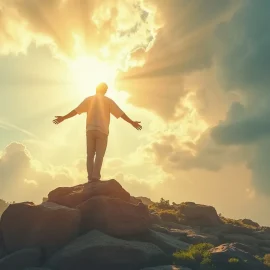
[137,197,154,206]
[185,233,219,245]
[210,243,267,269]
[46,230,168,270]
[139,230,190,254]
[178,202,222,226]
[48,179,130,207]
[78,196,151,236]
[239,218,260,228]
[0,202,81,253]
[0,231,6,259]
[0,248,42,270]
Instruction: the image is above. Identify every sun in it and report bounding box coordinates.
[69,56,118,98]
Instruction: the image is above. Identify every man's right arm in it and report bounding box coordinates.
[53,97,88,125]
[53,110,78,125]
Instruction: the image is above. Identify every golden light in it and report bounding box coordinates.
[69,55,118,98]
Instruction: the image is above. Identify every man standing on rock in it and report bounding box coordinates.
[53,82,142,182]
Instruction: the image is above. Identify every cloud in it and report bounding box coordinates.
[0,142,74,203]
[208,0,270,195]
[0,0,158,71]
[116,0,236,119]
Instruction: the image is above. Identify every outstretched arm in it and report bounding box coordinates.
[121,113,142,130]
[53,110,77,125]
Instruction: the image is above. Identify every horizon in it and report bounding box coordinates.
[0,0,270,226]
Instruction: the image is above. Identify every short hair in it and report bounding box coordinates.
[96,82,108,94]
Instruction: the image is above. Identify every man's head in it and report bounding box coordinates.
[96,82,108,95]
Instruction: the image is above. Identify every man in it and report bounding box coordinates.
[53,82,142,182]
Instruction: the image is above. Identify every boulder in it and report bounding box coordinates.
[48,179,130,207]
[178,202,221,226]
[210,243,265,269]
[137,230,190,254]
[46,230,168,270]
[1,202,80,253]
[77,196,151,236]
[239,219,260,228]
[0,248,41,270]
[141,266,192,270]
[136,197,154,206]
[185,233,219,245]
[0,231,6,259]
[223,234,259,245]
[130,196,142,205]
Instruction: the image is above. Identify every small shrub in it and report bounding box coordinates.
[173,243,214,269]
[228,258,240,264]
[264,254,270,267]
[159,210,178,222]
[255,255,264,263]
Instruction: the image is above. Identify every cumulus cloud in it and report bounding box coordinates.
[0,142,74,203]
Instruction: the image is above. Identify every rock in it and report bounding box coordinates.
[210,243,265,269]
[48,179,130,207]
[1,202,80,253]
[141,266,192,270]
[130,196,142,205]
[261,246,270,254]
[46,230,168,270]
[223,234,259,245]
[136,197,154,206]
[178,202,222,226]
[185,233,219,245]
[138,230,190,254]
[0,248,41,270]
[0,231,6,259]
[150,213,162,224]
[239,219,260,228]
[77,196,151,236]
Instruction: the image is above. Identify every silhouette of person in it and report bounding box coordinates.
[53,82,142,182]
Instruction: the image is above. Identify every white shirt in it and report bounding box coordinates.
[75,94,124,135]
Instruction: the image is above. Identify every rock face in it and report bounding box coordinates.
[210,243,266,269]
[78,196,151,236]
[47,230,168,270]
[0,202,81,253]
[140,230,190,254]
[178,202,222,226]
[240,218,260,228]
[0,248,41,270]
[48,179,130,207]
[0,231,6,259]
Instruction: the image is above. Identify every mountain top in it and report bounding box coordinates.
[0,179,269,270]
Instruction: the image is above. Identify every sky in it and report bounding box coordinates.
[0,0,270,226]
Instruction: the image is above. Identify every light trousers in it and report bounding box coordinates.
[86,130,108,181]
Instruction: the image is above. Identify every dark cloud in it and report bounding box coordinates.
[210,0,270,195]
[116,0,236,119]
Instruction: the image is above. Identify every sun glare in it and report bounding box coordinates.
[69,56,118,98]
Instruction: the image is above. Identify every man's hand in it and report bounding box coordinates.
[132,121,142,130]
[53,116,65,125]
